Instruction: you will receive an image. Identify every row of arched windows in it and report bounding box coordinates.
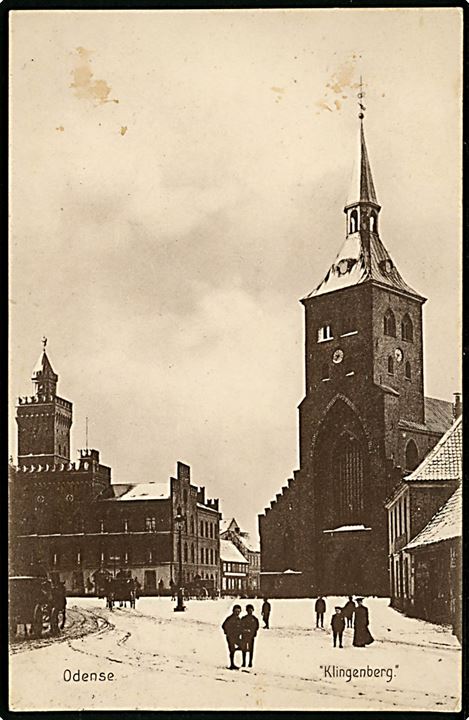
[384,310,414,341]
[387,357,412,379]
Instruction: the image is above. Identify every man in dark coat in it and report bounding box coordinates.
[352,597,374,647]
[315,596,326,628]
[261,598,271,629]
[222,604,242,669]
[241,604,259,668]
[52,581,67,629]
[342,596,356,628]
[331,606,345,648]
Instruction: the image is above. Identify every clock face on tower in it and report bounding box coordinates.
[395,348,403,363]
[332,349,344,364]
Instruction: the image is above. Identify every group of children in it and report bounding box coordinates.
[221,598,271,670]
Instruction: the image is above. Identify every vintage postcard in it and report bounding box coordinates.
[8,6,462,713]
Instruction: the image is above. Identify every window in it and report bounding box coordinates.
[209,523,213,539]
[190,516,194,535]
[387,356,394,375]
[210,548,214,564]
[191,543,195,563]
[147,549,153,563]
[99,520,104,533]
[200,548,204,564]
[405,361,411,380]
[317,325,333,343]
[333,432,364,520]
[401,314,413,342]
[184,542,188,562]
[405,440,419,472]
[349,208,358,233]
[124,519,129,532]
[205,521,209,537]
[369,210,378,233]
[200,520,204,537]
[384,309,396,337]
[77,550,81,565]
[145,517,156,532]
[403,496,407,535]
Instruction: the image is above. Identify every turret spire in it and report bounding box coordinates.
[32,338,58,397]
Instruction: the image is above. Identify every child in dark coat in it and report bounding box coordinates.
[331,606,345,648]
[240,604,259,668]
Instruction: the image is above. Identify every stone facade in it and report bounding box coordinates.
[9,349,221,595]
[259,119,454,597]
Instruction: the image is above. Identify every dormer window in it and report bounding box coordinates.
[317,325,333,343]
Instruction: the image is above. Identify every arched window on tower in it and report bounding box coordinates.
[405,440,419,472]
[405,361,411,380]
[387,356,394,375]
[370,210,378,233]
[349,209,358,234]
[384,309,396,337]
[401,314,414,342]
[336,432,364,521]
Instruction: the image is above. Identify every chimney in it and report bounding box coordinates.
[453,393,462,419]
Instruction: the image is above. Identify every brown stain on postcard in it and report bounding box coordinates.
[70,47,117,105]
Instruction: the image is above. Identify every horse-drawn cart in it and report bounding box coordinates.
[9,576,59,639]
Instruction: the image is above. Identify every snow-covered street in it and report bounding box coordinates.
[9,596,461,711]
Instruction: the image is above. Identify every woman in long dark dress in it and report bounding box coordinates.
[352,597,374,647]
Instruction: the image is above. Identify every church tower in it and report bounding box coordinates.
[16,339,73,466]
[259,98,453,597]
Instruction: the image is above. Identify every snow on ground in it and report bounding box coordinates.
[9,596,461,712]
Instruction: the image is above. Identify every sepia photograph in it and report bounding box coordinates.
[8,6,462,713]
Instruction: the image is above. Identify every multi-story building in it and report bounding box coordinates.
[385,416,461,615]
[9,344,221,594]
[220,518,260,595]
[259,114,455,597]
[220,539,249,596]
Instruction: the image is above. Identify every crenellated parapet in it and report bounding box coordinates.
[17,395,72,410]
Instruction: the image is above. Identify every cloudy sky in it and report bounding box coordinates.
[10,9,461,537]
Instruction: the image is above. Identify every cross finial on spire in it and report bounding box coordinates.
[42,336,48,351]
[357,76,366,120]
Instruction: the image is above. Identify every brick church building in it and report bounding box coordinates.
[259,117,454,597]
[9,344,221,594]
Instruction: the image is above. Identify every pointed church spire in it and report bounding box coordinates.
[32,337,58,396]
[304,85,424,302]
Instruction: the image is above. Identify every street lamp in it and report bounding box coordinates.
[174,506,186,612]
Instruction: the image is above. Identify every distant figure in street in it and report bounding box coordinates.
[158,578,164,597]
[241,604,259,668]
[52,581,67,630]
[342,596,356,628]
[331,606,345,648]
[261,598,271,629]
[85,577,94,595]
[170,579,176,600]
[315,596,326,628]
[352,597,374,647]
[134,577,141,600]
[105,577,115,611]
[222,604,243,670]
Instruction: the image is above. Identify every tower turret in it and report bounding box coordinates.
[16,339,73,466]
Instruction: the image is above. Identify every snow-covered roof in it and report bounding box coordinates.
[404,416,462,483]
[323,524,371,534]
[405,486,461,551]
[112,481,170,501]
[220,539,249,564]
[399,397,453,435]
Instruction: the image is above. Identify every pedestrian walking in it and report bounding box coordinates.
[315,596,326,628]
[222,604,243,670]
[331,606,345,648]
[240,604,259,668]
[261,598,271,629]
[352,597,374,647]
[342,596,356,628]
[52,580,67,629]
